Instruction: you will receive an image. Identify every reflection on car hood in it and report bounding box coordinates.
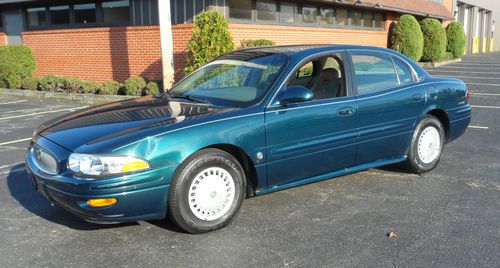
[36,95,226,151]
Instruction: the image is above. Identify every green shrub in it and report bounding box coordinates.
[240,39,276,48]
[124,77,147,96]
[446,21,466,59]
[420,18,447,62]
[184,10,235,74]
[0,45,37,88]
[81,80,100,94]
[38,75,68,92]
[391,15,423,62]
[100,80,122,95]
[21,77,39,91]
[145,81,160,95]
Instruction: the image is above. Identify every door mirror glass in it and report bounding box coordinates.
[279,86,314,105]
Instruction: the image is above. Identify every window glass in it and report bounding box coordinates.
[280,2,296,23]
[352,53,399,94]
[374,13,384,28]
[335,9,348,26]
[170,54,288,108]
[49,5,70,25]
[350,10,362,26]
[102,0,130,24]
[301,6,317,24]
[320,8,335,25]
[75,3,97,24]
[362,12,373,27]
[256,1,277,22]
[229,0,252,20]
[297,62,313,78]
[27,7,47,27]
[392,57,415,85]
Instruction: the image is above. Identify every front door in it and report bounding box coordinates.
[265,52,358,187]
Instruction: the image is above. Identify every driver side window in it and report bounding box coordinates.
[288,54,346,100]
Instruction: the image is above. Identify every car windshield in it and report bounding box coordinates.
[169,53,288,107]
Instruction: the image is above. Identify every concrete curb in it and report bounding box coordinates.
[0,88,135,105]
[418,58,462,68]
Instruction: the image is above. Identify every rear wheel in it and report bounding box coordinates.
[168,148,246,233]
[405,115,445,174]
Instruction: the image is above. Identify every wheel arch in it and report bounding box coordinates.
[426,108,450,141]
[203,144,258,197]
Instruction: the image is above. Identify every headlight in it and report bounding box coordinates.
[68,153,150,177]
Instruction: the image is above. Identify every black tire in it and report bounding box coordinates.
[168,148,246,234]
[405,115,445,174]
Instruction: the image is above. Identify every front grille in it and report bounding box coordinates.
[32,144,59,175]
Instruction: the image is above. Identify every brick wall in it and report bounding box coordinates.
[0,32,7,45]
[23,26,162,83]
[172,24,193,81]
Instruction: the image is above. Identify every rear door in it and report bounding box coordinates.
[349,50,425,164]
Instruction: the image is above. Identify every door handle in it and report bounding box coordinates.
[411,93,423,102]
[338,107,354,116]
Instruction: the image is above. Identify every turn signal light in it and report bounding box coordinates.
[466,89,470,101]
[87,198,117,208]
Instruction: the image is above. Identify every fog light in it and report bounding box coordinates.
[87,198,117,208]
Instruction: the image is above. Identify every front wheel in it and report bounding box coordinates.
[168,148,246,233]
[405,115,445,174]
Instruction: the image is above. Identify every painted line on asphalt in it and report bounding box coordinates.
[468,125,489,129]
[428,70,500,74]
[470,105,500,109]
[0,162,25,175]
[470,93,500,96]
[466,82,500,87]
[0,106,87,121]
[432,75,500,80]
[0,138,32,146]
[0,100,28,105]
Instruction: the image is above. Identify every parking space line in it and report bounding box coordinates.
[0,138,32,146]
[466,82,500,87]
[471,105,500,109]
[468,125,489,129]
[428,70,500,74]
[470,93,500,96]
[432,75,500,80]
[0,106,87,121]
[0,100,28,105]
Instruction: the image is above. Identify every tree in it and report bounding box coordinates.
[391,15,424,62]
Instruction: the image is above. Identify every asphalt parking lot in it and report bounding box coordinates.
[0,53,499,267]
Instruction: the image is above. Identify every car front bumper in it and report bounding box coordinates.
[25,137,175,223]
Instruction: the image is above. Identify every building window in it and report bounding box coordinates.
[256,1,277,22]
[229,0,253,20]
[49,5,70,25]
[102,0,130,24]
[362,12,373,27]
[350,10,362,26]
[27,7,47,27]
[320,8,335,25]
[336,8,348,26]
[373,13,383,28]
[280,2,296,23]
[74,3,97,24]
[301,6,317,24]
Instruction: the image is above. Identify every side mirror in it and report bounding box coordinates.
[279,86,314,106]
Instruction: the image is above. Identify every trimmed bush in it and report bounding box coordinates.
[145,81,160,95]
[446,21,466,59]
[420,18,447,62]
[184,10,235,74]
[240,39,276,48]
[0,45,37,88]
[391,15,423,62]
[124,77,147,96]
[100,80,122,95]
[38,75,68,92]
[21,77,39,91]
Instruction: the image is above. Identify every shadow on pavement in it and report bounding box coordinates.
[6,163,139,231]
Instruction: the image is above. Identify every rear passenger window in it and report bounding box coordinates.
[297,62,313,78]
[351,52,399,95]
[392,56,415,85]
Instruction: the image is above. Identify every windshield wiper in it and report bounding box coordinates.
[164,92,212,105]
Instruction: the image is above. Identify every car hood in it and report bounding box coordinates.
[36,95,226,151]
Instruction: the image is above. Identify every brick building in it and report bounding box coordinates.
[0,0,455,84]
